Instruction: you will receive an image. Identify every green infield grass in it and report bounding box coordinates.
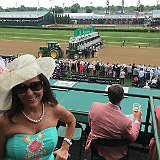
[0,28,159,48]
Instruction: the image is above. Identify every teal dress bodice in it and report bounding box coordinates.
[4,126,58,160]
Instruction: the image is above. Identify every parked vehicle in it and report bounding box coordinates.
[38,42,64,59]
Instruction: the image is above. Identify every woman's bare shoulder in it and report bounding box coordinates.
[0,113,6,122]
[47,102,63,111]
[0,113,9,129]
[46,103,66,116]
[0,112,7,120]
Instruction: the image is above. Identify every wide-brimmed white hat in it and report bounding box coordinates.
[0,54,55,110]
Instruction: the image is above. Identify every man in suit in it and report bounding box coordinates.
[85,84,142,160]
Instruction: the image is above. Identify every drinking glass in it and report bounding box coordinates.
[133,103,141,110]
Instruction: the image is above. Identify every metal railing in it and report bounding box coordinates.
[150,96,160,160]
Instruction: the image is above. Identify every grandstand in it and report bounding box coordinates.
[0,11,52,26]
[0,10,159,27]
[67,12,151,25]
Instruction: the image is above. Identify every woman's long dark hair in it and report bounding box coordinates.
[5,73,58,123]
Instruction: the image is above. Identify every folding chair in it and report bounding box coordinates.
[129,130,154,153]
[57,121,86,160]
[91,137,130,160]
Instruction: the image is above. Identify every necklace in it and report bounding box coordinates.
[21,103,45,123]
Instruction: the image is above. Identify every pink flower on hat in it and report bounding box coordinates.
[0,66,3,74]
[0,68,12,77]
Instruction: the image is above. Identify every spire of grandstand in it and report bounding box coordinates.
[157,0,159,5]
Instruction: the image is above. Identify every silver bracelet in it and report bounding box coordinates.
[63,137,72,146]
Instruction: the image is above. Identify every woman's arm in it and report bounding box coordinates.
[0,115,6,160]
[58,105,76,142]
[0,135,5,160]
[53,104,76,160]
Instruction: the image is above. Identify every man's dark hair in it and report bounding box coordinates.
[108,84,124,105]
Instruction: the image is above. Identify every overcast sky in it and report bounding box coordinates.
[0,0,159,9]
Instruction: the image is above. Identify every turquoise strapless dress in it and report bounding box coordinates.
[4,126,58,160]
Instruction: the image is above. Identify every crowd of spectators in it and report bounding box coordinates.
[1,55,160,89]
[53,59,160,89]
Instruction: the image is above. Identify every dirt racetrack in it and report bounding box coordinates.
[0,40,160,67]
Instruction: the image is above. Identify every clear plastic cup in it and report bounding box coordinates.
[133,103,141,110]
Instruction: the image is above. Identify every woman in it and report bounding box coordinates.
[0,54,76,160]
[79,63,84,75]
[120,68,125,85]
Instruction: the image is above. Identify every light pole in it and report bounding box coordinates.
[15,0,17,10]
[105,0,109,15]
[37,0,40,10]
[63,3,65,9]
[121,0,124,14]
[137,0,141,13]
[50,0,56,24]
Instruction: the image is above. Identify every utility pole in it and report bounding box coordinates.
[105,0,109,14]
[121,0,124,14]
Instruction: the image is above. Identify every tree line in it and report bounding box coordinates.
[0,3,160,13]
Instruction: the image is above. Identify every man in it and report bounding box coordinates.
[85,84,142,160]
[143,82,150,89]
[88,63,94,76]
[127,64,132,79]
[138,68,145,81]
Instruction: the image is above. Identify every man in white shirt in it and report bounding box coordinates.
[138,68,144,80]
[127,64,132,79]
[88,63,94,76]
[143,83,150,89]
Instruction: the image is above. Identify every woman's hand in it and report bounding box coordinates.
[53,146,69,160]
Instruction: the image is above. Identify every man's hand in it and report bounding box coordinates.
[132,108,142,122]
